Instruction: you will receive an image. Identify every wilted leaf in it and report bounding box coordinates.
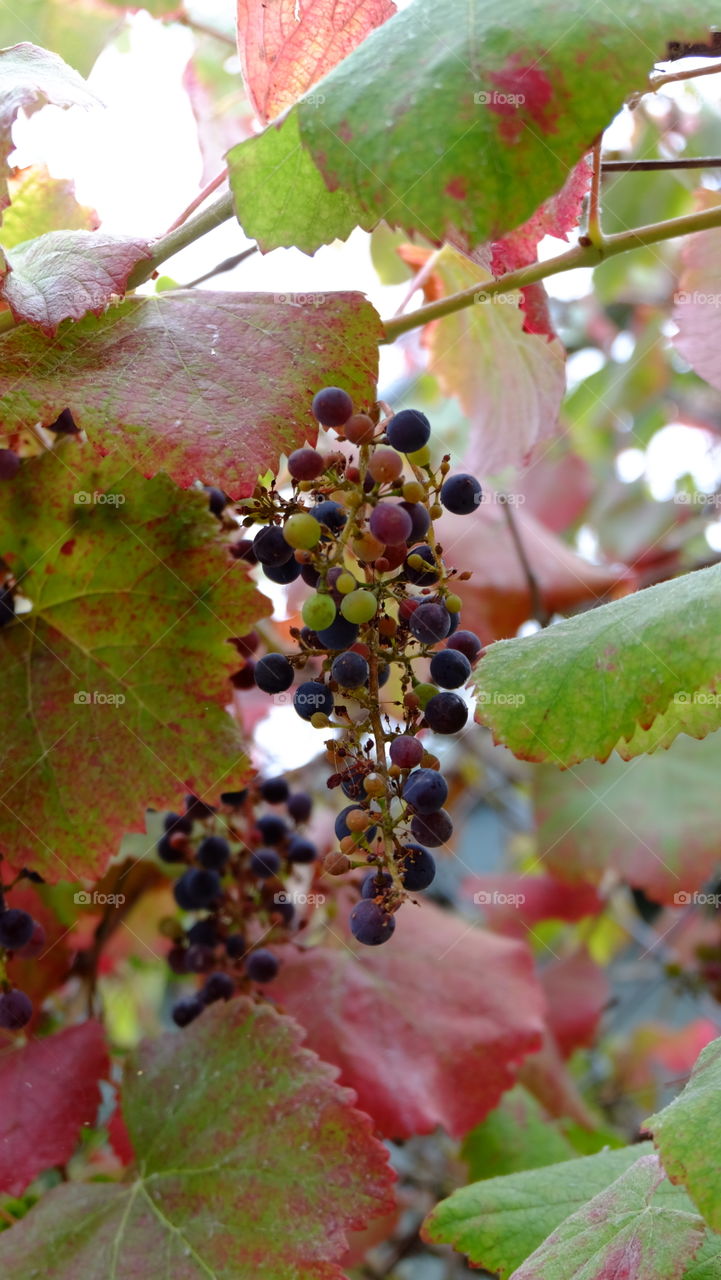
[0,289,381,496]
[1,166,98,248]
[646,1036,721,1234]
[0,1001,396,1279]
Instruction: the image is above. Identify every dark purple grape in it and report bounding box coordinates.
[300,563,321,589]
[256,814,288,845]
[250,848,282,878]
[385,408,431,453]
[261,778,289,804]
[331,650,369,688]
[164,811,193,835]
[201,971,235,1003]
[231,538,258,564]
[311,386,353,427]
[254,653,294,695]
[231,665,256,690]
[187,917,218,947]
[157,833,185,863]
[232,631,259,656]
[389,735,424,769]
[245,949,279,982]
[17,921,46,958]
[294,681,334,721]
[185,943,215,973]
[288,836,317,863]
[272,895,295,924]
[172,996,204,1027]
[404,544,439,585]
[429,648,472,689]
[410,809,453,847]
[350,899,396,945]
[225,933,247,959]
[288,447,325,480]
[185,795,216,820]
[253,525,294,566]
[369,502,412,546]
[360,870,393,899]
[447,609,461,635]
[0,989,32,1029]
[339,763,368,800]
[167,944,188,975]
[440,473,482,515]
[173,868,221,910]
[316,616,359,649]
[263,558,302,584]
[0,909,34,950]
[0,587,15,628]
[204,485,227,516]
[399,501,431,542]
[409,602,451,645]
[446,630,483,662]
[424,692,468,734]
[311,500,347,535]
[402,768,448,814]
[0,449,20,480]
[287,792,313,823]
[335,805,377,842]
[197,835,231,870]
[400,844,436,891]
[220,789,248,807]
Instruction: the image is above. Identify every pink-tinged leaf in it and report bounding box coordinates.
[438,506,633,645]
[509,1154,705,1280]
[273,899,545,1139]
[517,449,595,534]
[0,1021,108,1196]
[237,0,396,124]
[2,166,99,248]
[0,289,381,498]
[0,1000,395,1279]
[673,190,721,391]
[517,1026,598,1130]
[0,231,150,334]
[0,44,100,222]
[614,1021,718,1114]
[539,951,610,1060]
[491,157,592,274]
[461,873,603,936]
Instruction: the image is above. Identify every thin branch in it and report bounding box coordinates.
[174,9,236,47]
[164,168,229,235]
[126,190,235,289]
[603,156,721,170]
[183,246,258,288]
[650,58,721,91]
[586,137,604,247]
[500,498,550,627]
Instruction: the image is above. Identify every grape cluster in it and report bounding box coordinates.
[0,894,45,1031]
[234,387,484,947]
[156,780,316,1027]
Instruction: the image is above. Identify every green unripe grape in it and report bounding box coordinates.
[407,445,431,466]
[337,572,357,595]
[446,593,463,613]
[414,682,438,709]
[283,511,321,550]
[340,589,378,624]
[302,593,337,630]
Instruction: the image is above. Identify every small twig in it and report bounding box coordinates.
[164,168,229,235]
[602,156,721,171]
[585,137,604,248]
[650,59,721,91]
[183,247,258,288]
[499,498,550,627]
[174,8,236,47]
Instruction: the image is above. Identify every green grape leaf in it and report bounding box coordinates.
[474,565,721,765]
[461,1085,576,1181]
[0,289,381,496]
[1,165,98,248]
[646,1037,721,1234]
[0,2,123,77]
[0,1001,396,1280]
[1,230,150,333]
[228,0,711,253]
[0,448,269,881]
[0,43,100,222]
[534,732,721,904]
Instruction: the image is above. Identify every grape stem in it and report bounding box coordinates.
[366,645,405,895]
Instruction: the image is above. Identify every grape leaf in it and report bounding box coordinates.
[534,733,721,904]
[1,230,150,333]
[461,873,603,933]
[474,565,721,764]
[272,898,545,1139]
[237,0,396,124]
[0,1000,396,1279]
[228,0,710,254]
[510,1153,705,1280]
[0,1021,108,1196]
[517,1025,598,1130]
[672,190,721,392]
[646,1036,721,1234]
[0,448,269,880]
[461,1085,576,1182]
[423,1144,699,1276]
[0,289,381,496]
[1,166,98,248]
[539,950,609,1059]
[0,2,123,76]
[0,43,100,222]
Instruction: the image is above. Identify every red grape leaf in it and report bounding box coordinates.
[438,506,634,645]
[672,189,721,392]
[0,448,269,880]
[0,231,150,334]
[517,1025,598,1129]
[273,899,545,1139]
[490,157,592,275]
[0,289,381,498]
[0,1000,395,1279]
[0,44,100,222]
[517,449,595,534]
[237,0,396,124]
[0,1021,108,1196]
[461,873,603,936]
[2,165,99,247]
[539,950,610,1059]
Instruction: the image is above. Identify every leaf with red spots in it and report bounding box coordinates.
[0,289,381,498]
[237,0,395,124]
[272,899,545,1139]
[0,1000,395,1280]
[0,231,150,334]
[0,448,269,881]
[474,565,721,765]
[539,951,610,1059]
[228,0,710,253]
[0,1022,108,1196]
